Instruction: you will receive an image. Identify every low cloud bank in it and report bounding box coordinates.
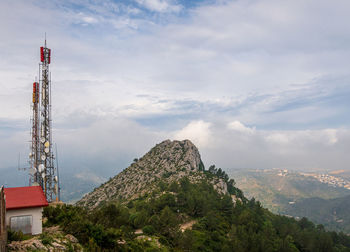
[1,117,349,187]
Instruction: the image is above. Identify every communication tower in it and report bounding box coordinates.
[29,39,59,202]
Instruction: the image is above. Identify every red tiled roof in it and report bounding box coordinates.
[4,186,49,210]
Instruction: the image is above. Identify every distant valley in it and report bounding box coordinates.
[230,169,350,233]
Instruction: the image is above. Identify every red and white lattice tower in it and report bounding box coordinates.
[29,39,59,202]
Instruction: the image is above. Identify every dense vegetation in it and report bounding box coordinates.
[44,173,350,252]
[285,195,350,233]
[230,169,350,214]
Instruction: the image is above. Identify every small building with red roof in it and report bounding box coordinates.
[4,186,48,235]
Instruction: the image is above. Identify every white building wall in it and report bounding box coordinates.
[6,207,43,235]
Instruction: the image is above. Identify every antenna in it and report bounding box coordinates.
[55,143,61,202]
[18,153,20,171]
[18,153,30,171]
[28,37,58,202]
[18,152,31,185]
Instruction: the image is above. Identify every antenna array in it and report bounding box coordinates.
[29,39,59,202]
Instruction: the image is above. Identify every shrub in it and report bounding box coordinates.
[40,232,54,245]
[142,225,156,235]
[7,230,31,242]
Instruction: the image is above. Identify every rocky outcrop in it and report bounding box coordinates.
[77,139,206,209]
[7,227,82,251]
[77,139,234,209]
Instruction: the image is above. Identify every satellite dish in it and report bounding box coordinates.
[44,147,49,153]
[44,141,50,148]
[40,137,46,143]
[29,152,33,158]
[54,176,58,182]
[42,173,46,179]
[38,164,45,173]
[41,154,46,161]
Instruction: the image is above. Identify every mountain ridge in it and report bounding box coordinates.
[77,139,236,209]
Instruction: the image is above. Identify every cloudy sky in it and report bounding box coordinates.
[1,0,350,186]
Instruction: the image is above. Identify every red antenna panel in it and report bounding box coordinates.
[40,47,44,62]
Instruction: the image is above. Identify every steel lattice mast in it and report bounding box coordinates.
[30,80,40,185]
[29,39,59,202]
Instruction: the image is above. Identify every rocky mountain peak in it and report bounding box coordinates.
[144,139,203,173]
[77,139,205,209]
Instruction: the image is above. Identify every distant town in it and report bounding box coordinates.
[312,173,350,190]
[277,169,350,190]
[251,168,350,190]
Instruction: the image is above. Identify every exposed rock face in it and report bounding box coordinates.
[77,140,205,209]
[7,227,82,251]
[77,139,232,209]
[212,178,228,195]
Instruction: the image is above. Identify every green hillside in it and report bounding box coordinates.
[41,141,350,251]
[230,169,350,214]
[44,175,350,251]
[284,195,350,234]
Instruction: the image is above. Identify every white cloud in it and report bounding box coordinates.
[135,0,182,13]
[265,133,290,144]
[200,125,350,171]
[173,120,211,148]
[1,0,349,124]
[264,129,340,147]
[227,121,255,134]
[324,129,338,145]
[81,16,98,24]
